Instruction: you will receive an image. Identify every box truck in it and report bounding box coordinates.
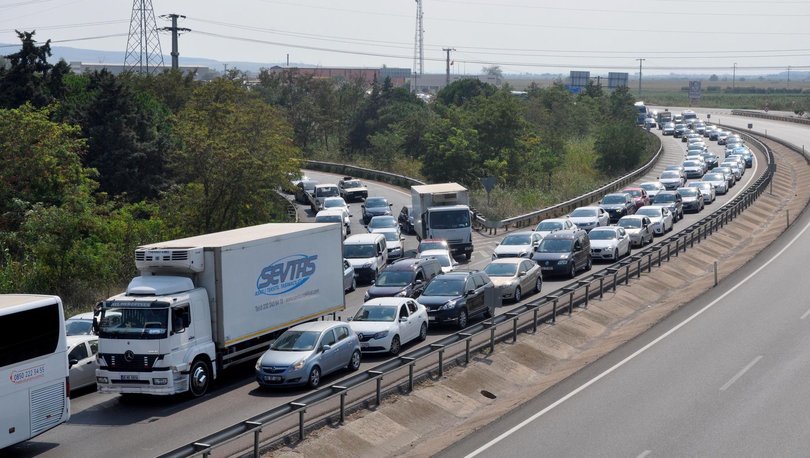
[94,223,345,397]
[411,183,474,260]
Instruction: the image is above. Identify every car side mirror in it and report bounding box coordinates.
[400,316,408,322]
[69,358,78,368]
[519,270,526,276]
[466,289,475,296]
[349,213,354,217]
[415,279,423,285]
[321,344,332,352]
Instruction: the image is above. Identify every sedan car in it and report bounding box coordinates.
[599,193,636,223]
[621,187,650,210]
[567,206,610,232]
[617,215,654,247]
[652,191,684,221]
[492,231,542,259]
[484,258,542,302]
[534,217,576,238]
[662,122,675,135]
[658,170,686,190]
[349,298,428,355]
[255,321,361,388]
[635,205,674,235]
[367,215,398,232]
[588,226,631,261]
[361,196,393,224]
[682,160,705,179]
[688,181,716,204]
[322,197,352,219]
[639,181,666,200]
[702,172,729,195]
[677,187,705,213]
[67,334,99,391]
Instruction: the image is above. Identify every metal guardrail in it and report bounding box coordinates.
[304,160,426,189]
[724,112,810,165]
[158,131,778,458]
[731,109,810,127]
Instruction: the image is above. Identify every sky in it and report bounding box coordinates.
[1,0,808,76]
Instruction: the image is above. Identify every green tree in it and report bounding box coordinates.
[0,30,67,108]
[436,78,497,106]
[168,78,302,234]
[421,114,481,184]
[594,122,646,174]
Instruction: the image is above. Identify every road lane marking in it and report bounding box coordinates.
[719,355,763,392]
[465,215,810,457]
[637,451,652,458]
[801,309,810,320]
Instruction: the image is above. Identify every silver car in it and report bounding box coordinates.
[617,215,654,247]
[67,335,100,391]
[343,258,356,292]
[255,321,361,389]
[484,258,542,302]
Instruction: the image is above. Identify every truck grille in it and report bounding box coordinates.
[102,353,160,372]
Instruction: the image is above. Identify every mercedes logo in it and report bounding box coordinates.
[124,350,135,362]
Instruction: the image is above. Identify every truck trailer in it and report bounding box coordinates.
[411,183,474,260]
[95,223,345,397]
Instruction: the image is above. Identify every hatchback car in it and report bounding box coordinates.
[567,206,610,232]
[588,226,631,261]
[702,172,729,195]
[617,215,654,247]
[67,334,100,391]
[255,321,361,389]
[492,231,542,259]
[687,181,716,204]
[621,187,650,209]
[362,197,393,224]
[484,258,542,302]
[682,160,705,179]
[677,187,705,213]
[418,271,496,329]
[652,191,684,221]
[534,217,576,238]
[662,122,675,135]
[659,170,686,190]
[349,298,428,355]
[635,205,674,235]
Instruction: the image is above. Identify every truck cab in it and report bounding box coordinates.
[411,183,474,260]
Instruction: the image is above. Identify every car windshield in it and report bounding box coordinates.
[570,208,598,217]
[704,174,724,181]
[537,239,573,253]
[484,263,518,277]
[365,197,388,208]
[315,215,342,223]
[618,219,642,229]
[654,194,676,203]
[678,188,699,197]
[623,189,641,198]
[98,307,168,340]
[270,330,320,351]
[636,208,659,217]
[601,195,626,204]
[381,231,399,242]
[536,221,563,231]
[65,319,93,336]
[353,306,397,322]
[423,278,465,296]
[501,234,532,245]
[640,183,659,191]
[429,209,470,229]
[369,216,396,228]
[684,161,702,167]
[375,270,413,286]
[344,244,376,258]
[315,187,339,197]
[419,241,447,252]
[342,180,362,188]
[323,199,345,208]
[661,171,679,179]
[588,230,616,240]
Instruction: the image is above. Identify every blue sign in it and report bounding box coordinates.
[256,254,318,296]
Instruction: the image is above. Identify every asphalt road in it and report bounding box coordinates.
[6,122,765,458]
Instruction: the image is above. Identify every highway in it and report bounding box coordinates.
[4,113,775,457]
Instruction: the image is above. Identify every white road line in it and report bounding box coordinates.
[637,450,652,458]
[720,355,763,392]
[465,215,810,458]
[801,309,810,320]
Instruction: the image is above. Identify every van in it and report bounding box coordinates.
[364,257,442,300]
[343,233,388,284]
[530,229,592,278]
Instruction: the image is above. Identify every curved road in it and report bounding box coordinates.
[5,115,774,457]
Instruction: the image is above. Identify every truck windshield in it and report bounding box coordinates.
[98,308,168,339]
[429,210,469,229]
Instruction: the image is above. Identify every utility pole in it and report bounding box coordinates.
[443,47,455,86]
[412,0,424,93]
[159,14,190,70]
[787,65,791,89]
[636,58,645,97]
[732,62,737,90]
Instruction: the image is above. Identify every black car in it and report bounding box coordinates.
[364,258,442,301]
[531,230,592,278]
[673,123,687,138]
[652,191,684,221]
[599,192,636,223]
[418,271,495,329]
[361,196,393,225]
[398,205,415,234]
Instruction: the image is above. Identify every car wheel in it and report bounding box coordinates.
[586,257,592,271]
[188,358,210,398]
[348,350,361,371]
[535,277,542,293]
[569,263,577,279]
[613,249,619,260]
[457,309,468,330]
[389,335,401,356]
[513,286,522,303]
[349,277,356,292]
[307,366,321,388]
[418,322,428,341]
[465,252,472,261]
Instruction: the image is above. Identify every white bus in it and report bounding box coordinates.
[1,295,70,449]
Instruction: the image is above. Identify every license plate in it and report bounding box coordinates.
[541,266,554,271]
[428,315,437,321]
[264,375,282,382]
[121,375,138,381]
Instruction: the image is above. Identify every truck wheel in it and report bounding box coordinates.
[307,366,321,388]
[389,335,401,355]
[457,309,468,330]
[188,358,210,398]
[347,350,361,371]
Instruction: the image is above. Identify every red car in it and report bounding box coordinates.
[621,187,650,210]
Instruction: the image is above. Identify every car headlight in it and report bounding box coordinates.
[363,291,370,301]
[491,253,498,260]
[372,330,389,340]
[291,359,306,371]
[255,361,261,371]
[362,262,374,268]
[439,299,459,310]
[395,290,408,297]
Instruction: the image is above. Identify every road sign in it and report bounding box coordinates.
[688,80,701,102]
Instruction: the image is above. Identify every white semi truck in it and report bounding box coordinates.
[411,183,474,260]
[94,223,345,397]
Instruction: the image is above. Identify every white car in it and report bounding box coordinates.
[617,215,654,247]
[588,226,631,261]
[567,206,610,232]
[377,227,404,260]
[484,258,542,302]
[65,311,96,336]
[322,196,352,219]
[658,170,685,190]
[343,258,356,292]
[349,297,428,355]
[688,181,716,203]
[315,209,350,238]
[492,231,542,259]
[635,205,674,236]
[639,181,666,200]
[534,218,575,239]
[366,215,398,233]
[419,249,456,273]
[67,334,99,391]
[702,172,729,195]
